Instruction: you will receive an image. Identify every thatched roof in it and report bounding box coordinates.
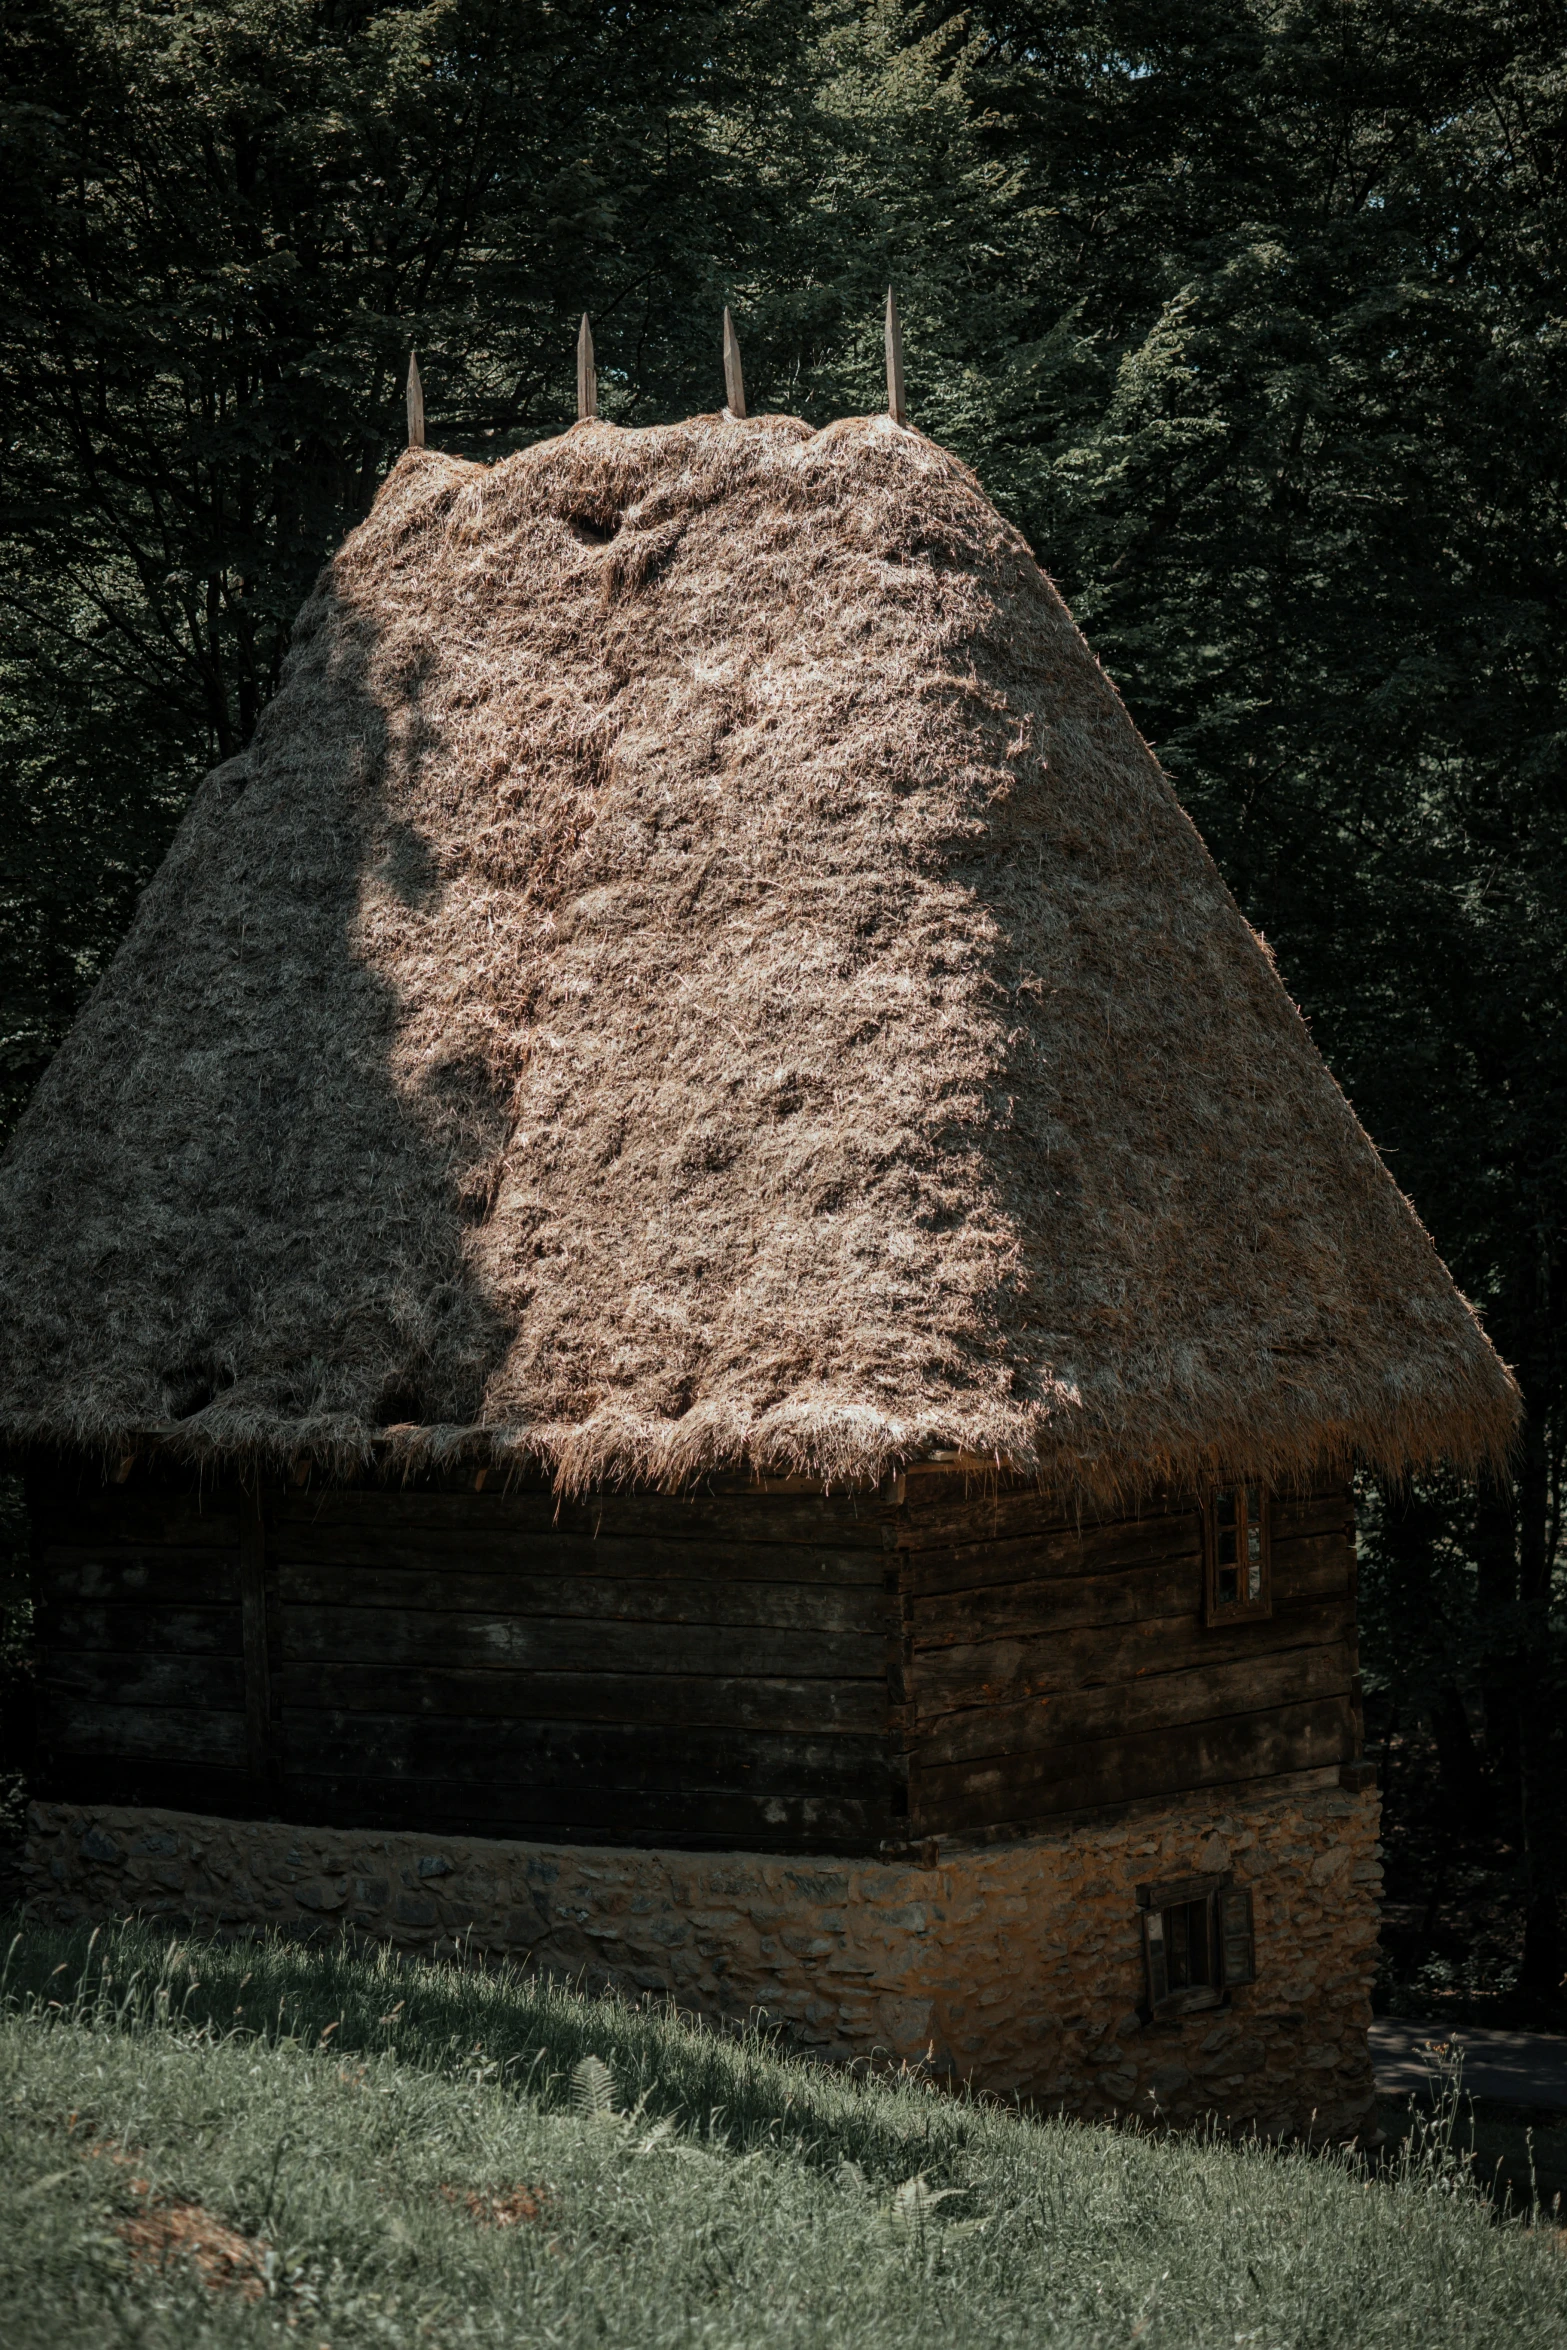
[0,412,1517,1497]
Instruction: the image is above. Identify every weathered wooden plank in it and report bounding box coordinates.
[279,1660,886,1734]
[45,1651,247,1710]
[38,1695,248,1770]
[892,1482,1081,1552]
[269,1521,890,1588]
[281,1705,887,1778]
[28,1484,247,1551]
[282,1770,883,1853]
[1269,1527,1355,1602]
[907,1530,1349,1646]
[275,1559,888,1633]
[272,1486,892,1550]
[896,1477,1348,1554]
[912,1598,1354,1722]
[899,1488,1350,1593]
[281,1606,883,1681]
[914,1641,1354,1769]
[240,1495,273,1783]
[38,1549,241,1606]
[39,1754,260,1818]
[1271,1489,1356,1541]
[908,1557,1198,1647]
[900,1511,1201,1600]
[913,1696,1357,1836]
[37,1603,242,1658]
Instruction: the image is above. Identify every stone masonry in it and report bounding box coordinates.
[22,1766,1381,2138]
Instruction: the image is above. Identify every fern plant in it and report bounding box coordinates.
[570,2053,618,2119]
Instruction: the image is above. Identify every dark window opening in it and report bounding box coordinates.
[1162,1896,1214,1992]
[1139,1873,1256,2018]
[1202,1483,1271,1624]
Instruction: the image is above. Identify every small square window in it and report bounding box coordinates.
[1202,1483,1271,1624]
[1139,1873,1256,2018]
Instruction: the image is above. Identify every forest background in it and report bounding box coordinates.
[0,0,1563,2016]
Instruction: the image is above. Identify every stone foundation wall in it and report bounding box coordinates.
[22,1767,1381,2138]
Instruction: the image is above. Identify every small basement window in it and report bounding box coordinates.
[1202,1483,1272,1625]
[1139,1873,1256,2018]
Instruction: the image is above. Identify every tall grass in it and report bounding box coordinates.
[0,1917,1560,2349]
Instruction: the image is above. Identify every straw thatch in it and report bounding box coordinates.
[0,411,1518,1497]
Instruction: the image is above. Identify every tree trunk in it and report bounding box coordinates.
[1428,1684,1486,1838]
[1474,1478,1521,1820]
[1515,1405,1561,1999]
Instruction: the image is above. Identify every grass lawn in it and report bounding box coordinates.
[1,1919,1562,2348]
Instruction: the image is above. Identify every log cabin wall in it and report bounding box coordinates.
[26,1461,1360,1855]
[27,1464,902,1853]
[892,1475,1361,1841]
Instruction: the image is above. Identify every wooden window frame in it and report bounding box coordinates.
[1137,1871,1256,2019]
[1201,1482,1272,1627]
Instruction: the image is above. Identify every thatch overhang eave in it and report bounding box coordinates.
[0,1372,1517,1504]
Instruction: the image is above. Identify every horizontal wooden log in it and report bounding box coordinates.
[29,1489,246,1552]
[914,1641,1353,1769]
[280,1605,882,1681]
[280,1660,887,1734]
[279,1708,891,1794]
[909,1555,1198,1647]
[913,1695,1357,1836]
[907,1529,1349,1649]
[895,1495,1078,1551]
[274,1485,893,1551]
[38,1755,261,1819]
[272,1525,889,1590]
[899,1510,1201,1600]
[275,1552,889,1624]
[38,1548,241,1607]
[895,1479,1349,1561]
[279,1772,884,1853]
[911,1597,1353,1722]
[1268,1527,1355,1602]
[43,1652,247,1709]
[39,1695,248,1770]
[38,1602,241,1658]
[1272,1489,1355,1540]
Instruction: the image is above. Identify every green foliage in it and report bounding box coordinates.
[0,0,819,1122]
[0,1919,1561,2349]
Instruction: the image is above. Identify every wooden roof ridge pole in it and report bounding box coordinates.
[723,305,746,418]
[406,349,425,449]
[577,313,596,421]
[885,286,906,427]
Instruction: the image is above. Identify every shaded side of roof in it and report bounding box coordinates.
[0,412,1519,1498]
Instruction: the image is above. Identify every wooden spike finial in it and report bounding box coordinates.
[885,288,906,427]
[406,350,425,450]
[577,313,596,421]
[723,306,747,419]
